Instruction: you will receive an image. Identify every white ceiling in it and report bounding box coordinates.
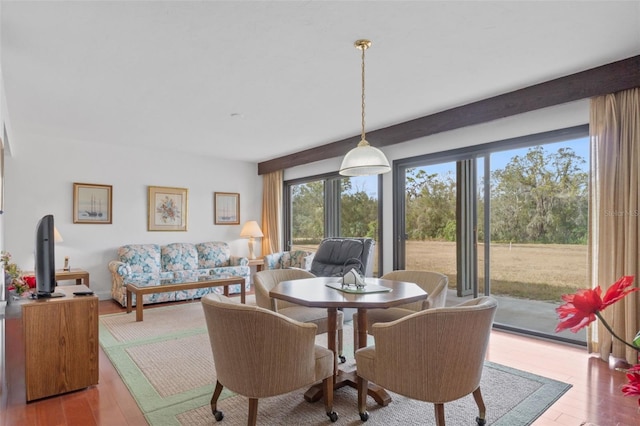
[1,1,639,164]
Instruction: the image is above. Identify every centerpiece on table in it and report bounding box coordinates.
[555,275,640,405]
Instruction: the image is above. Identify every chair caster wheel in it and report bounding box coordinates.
[327,411,338,422]
[213,410,224,421]
[476,416,486,425]
[339,355,346,364]
[359,411,369,422]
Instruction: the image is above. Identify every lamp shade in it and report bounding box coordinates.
[339,142,391,176]
[240,221,264,238]
[54,227,64,243]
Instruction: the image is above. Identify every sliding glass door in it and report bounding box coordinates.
[286,173,381,276]
[394,126,589,343]
[486,141,588,341]
[401,161,458,287]
[289,180,325,252]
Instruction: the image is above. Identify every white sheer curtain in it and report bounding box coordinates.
[589,88,640,365]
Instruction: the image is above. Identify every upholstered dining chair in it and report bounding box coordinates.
[354,296,498,425]
[254,269,346,363]
[352,270,448,343]
[201,294,338,425]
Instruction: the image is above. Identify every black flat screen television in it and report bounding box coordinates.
[34,214,63,298]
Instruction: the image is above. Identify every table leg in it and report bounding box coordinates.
[240,279,246,304]
[356,308,368,349]
[328,308,338,375]
[135,296,144,322]
[302,307,390,406]
[126,288,132,314]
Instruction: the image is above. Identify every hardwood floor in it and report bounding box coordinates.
[1,297,639,426]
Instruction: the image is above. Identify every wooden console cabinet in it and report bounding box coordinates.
[21,285,99,401]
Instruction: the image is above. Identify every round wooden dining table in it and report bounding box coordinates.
[269,276,428,406]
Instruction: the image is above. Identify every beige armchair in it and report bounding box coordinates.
[352,270,448,342]
[254,269,346,363]
[201,294,338,425]
[355,296,497,425]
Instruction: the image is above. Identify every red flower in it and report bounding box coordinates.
[555,276,638,333]
[601,276,638,306]
[622,364,640,406]
[23,275,36,288]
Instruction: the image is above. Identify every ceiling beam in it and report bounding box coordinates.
[258,55,640,175]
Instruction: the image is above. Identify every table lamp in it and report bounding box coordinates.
[54,227,70,271]
[240,221,264,260]
[54,227,63,243]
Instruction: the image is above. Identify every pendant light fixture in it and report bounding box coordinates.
[339,39,391,176]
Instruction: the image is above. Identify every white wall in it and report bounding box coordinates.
[285,99,590,273]
[4,134,262,300]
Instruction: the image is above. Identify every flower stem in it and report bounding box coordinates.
[595,311,640,352]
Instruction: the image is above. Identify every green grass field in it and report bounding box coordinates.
[296,240,588,301]
[407,241,588,301]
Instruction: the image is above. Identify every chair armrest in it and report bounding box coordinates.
[108,260,131,276]
[422,280,448,310]
[229,255,249,266]
[264,252,283,269]
[303,253,314,270]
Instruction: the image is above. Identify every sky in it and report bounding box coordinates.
[349,136,589,197]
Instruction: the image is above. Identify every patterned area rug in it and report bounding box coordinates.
[99,302,571,426]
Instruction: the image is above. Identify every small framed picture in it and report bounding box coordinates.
[214,192,240,225]
[73,183,113,224]
[148,186,188,231]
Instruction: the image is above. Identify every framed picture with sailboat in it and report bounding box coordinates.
[214,192,240,225]
[73,182,113,224]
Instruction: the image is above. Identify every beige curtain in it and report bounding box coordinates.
[261,170,283,256]
[589,88,640,365]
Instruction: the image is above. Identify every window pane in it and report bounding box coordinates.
[404,163,457,285]
[340,176,379,276]
[286,175,381,276]
[290,180,324,252]
[489,138,589,342]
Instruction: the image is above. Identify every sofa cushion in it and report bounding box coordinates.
[196,242,231,268]
[172,269,212,281]
[265,250,314,270]
[126,271,176,284]
[118,244,161,275]
[162,243,198,271]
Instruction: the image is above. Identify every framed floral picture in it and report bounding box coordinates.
[214,192,240,225]
[148,186,188,231]
[73,182,113,224]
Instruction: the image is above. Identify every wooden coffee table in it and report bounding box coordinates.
[125,275,246,321]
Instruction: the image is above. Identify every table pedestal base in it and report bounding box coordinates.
[303,370,391,406]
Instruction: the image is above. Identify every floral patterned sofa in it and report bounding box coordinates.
[108,242,250,307]
[264,249,315,271]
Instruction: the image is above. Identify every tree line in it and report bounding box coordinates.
[292,145,588,245]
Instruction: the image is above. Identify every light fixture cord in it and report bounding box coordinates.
[360,43,367,144]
